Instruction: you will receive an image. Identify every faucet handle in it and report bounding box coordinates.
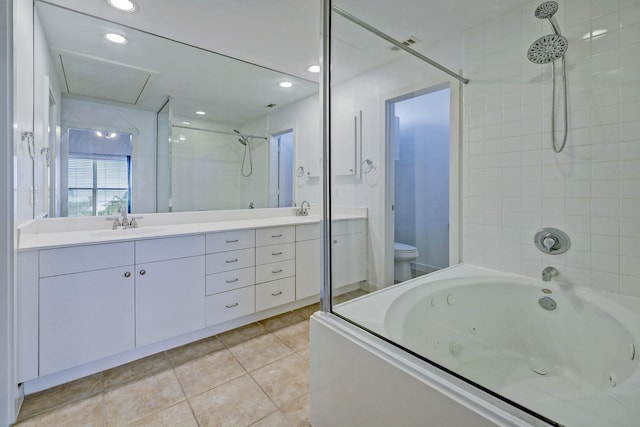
[106,217,121,230]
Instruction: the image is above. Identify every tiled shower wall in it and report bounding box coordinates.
[462,0,640,295]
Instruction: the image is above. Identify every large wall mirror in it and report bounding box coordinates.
[34,0,320,217]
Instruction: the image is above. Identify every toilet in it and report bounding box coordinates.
[394,242,419,282]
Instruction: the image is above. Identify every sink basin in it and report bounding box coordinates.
[90,227,163,237]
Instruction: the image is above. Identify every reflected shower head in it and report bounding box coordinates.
[534,1,559,19]
[238,137,247,146]
[527,34,568,64]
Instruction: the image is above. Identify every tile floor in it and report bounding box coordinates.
[15,289,368,427]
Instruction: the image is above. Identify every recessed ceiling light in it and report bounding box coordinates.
[179,136,187,141]
[307,65,320,73]
[107,0,137,12]
[279,81,293,88]
[95,131,103,137]
[182,121,191,125]
[105,33,127,44]
[195,111,206,115]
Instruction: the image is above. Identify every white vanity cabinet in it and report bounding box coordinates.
[332,219,367,288]
[255,226,296,311]
[38,243,135,376]
[135,235,205,347]
[296,224,320,300]
[205,230,256,326]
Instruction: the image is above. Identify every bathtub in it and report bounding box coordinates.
[321,264,640,427]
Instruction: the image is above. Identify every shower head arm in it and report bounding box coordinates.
[548,16,561,35]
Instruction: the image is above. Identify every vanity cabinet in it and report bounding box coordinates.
[332,220,367,288]
[18,216,367,386]
[135,235,205,347]
[255,226,296,310]
[38,243,135,376]
[296,224,320,300]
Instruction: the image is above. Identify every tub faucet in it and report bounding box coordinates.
[296,201,310,216]
[542,266,558,282]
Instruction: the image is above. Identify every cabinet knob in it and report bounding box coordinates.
[124,271,131,278]
[139,269,146,276]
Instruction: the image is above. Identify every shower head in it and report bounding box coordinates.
[527,34,568,64]
[534,1,558,19]
[534,1,562,35]
[238,137,247,146]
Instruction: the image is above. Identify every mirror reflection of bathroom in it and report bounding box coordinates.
[388,85,450,283]
[269,129,294,207]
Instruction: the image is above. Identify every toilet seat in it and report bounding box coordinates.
[394,242,418,255]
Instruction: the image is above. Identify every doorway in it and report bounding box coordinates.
[269,129,294,208]
[386,84,451,283]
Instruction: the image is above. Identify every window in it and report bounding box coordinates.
[68,155,130,216]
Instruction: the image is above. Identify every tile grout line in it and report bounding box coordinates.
[166,350,202,427]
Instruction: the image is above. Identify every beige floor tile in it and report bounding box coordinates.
[126,401,197,427]
[103,353,171,389]
[296,346,310,362]
[280,394,311,427]
[250,411,293,427]
[259,311,305,332]
[15,394,103,427]
[272,321,309,352]
[166,336,225,367]
[173,349,245,397]
[104,369,185,426]
[230,333,293,372]
[17,373,103,421]
[292,303,320,319]
[251,354,309,407]
[217,322,268,346]
[189,375,276,427]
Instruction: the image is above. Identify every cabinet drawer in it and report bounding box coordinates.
[40,242,134,277]
[205,286,255,326]
[255,243,295,265]
[255,277,295,312]
[255,259,295,284]
[256,226,295,247]
[206,267,255,295]
[136,235,205,264]
[296,223,319,241]
[206,229,255,254]
[206,248,254,274]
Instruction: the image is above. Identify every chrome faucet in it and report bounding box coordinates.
[542,266,558,282]
[296,201,310,216]
[105,206,143,230]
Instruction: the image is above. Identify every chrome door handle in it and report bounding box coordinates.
[272,251,283,255]
[124,271,131,278]
[271,291,283,296]
[226,278,239,283]
[271,233,283,238]
[226,239,239,243]
[225,302,239,308]
[272,269,283,274]
[225,259,238,263]
[139,269,146,276]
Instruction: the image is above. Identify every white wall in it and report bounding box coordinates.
[61,98,157,214]
[244,94,323,207]
[462,0,640,296]
[330,36,463,288]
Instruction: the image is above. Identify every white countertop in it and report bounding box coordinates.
[18,208,367,251]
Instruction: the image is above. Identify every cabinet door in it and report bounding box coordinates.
[295,239,320,300]
[136,256,205,347]
[332,233,365,288]
[331,111,359,176]
[39,266,135,375]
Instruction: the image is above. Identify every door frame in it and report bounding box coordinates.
[269,128,295,208]
[383,81,461,285]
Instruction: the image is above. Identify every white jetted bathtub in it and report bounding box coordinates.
[333,264,640,427]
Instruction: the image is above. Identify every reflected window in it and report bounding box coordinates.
[66,128,132,216]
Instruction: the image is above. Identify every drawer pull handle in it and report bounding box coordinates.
[225,239,239,243]
[272,269,283,274]
[272,233,283,238]
[272,251,283,255]
[226,278,239,283]
[225,303,239,308]
[124,271,131,278]
[271,291,283,296]
[139,269,146,276]
[225,259,238,263]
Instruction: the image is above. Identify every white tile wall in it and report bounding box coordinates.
[462,0,640,296]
